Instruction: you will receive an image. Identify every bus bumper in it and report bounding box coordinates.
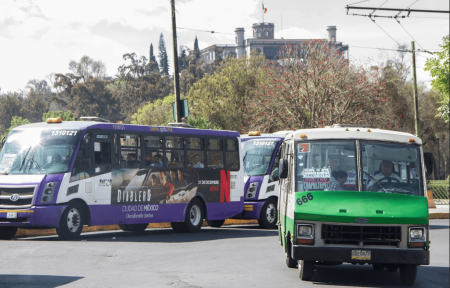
[231,201,265,219]
[0,205,67,228]
[292,246,430,265]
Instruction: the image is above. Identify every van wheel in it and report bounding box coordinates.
[206,219,225,228]
[184,198,204,232]
[399,264,417,286]
[56,202,84,240]
[299,260,315,281]
[0,227,18,240]
[258,198,278,229]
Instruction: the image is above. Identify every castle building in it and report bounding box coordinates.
[200,23,348,62]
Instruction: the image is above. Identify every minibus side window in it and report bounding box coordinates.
[70,133,92,182]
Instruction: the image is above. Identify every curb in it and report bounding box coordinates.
[429,213,449,219]
[15,219,258,238]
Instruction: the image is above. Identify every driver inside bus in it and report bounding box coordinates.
[367,160,402,189]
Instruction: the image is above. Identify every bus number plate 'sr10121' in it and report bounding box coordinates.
[296,193,314,205]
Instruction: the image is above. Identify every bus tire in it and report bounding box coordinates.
[285,235,297,268]
[206,219,225,227]
[171,222,187,233]
[299,260,314,281]
[0,227,18,240]
[127,224,148,233]
[258,198,278,229]
[118,223,131,231]
[399,264,417,286]
[184,198,204,233]
[56,202,84,240]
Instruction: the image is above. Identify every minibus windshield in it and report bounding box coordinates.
[0,129,83,175]
[243,140,279,176]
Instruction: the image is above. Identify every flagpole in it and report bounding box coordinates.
[262,2,264,23]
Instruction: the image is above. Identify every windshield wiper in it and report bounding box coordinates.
[360,168,388,193]
[18,146,32,172]
[28,156,44,174]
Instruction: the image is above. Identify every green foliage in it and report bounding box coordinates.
[187,115,220,130]
[69,55,107,81]
[131,94,180,126]
[1,116,30,139]
[149,43,160,73]
[193,36,200,59]
[436,97,449,124]
[42,111,75,122]
[424,35,449,97]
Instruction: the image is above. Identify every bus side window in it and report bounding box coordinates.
[93,134,111,174]
[120,134,141,167]
[225,139,239,171]
[207,139,224,168]
[187,137,204,168]
[143,135,163,167]
[165,136,184,168]
[70,134,92,182]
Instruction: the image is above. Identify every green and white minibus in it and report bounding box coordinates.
[278,124,432,286]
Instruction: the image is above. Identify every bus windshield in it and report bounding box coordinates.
[294,140,423,196]
[0,129,83,175]
[243,139,279,176]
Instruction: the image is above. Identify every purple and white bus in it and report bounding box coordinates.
[231,131,288,229]
[0,118,243,240]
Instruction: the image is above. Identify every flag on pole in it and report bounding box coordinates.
[262,3,267,13]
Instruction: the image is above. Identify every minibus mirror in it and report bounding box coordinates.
[424,152,433,175]
[0,136,5,149]
[279,158,288,179]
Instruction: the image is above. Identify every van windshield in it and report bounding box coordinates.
[243,139,279,176]
[0,129,83,175]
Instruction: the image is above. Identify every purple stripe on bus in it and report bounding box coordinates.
[238,201,265,219]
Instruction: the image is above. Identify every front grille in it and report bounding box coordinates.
[0,186,36,208]
[322,224,401,247]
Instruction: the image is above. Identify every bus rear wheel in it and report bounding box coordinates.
[258,198,277,229]
[0,227,18,240]
[56,202,84,240]
[399,264,417,286]
[299,260,315,281]
[206,219,225,228]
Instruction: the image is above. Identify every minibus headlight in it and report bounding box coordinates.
[296,224,314,245]
[44,189,53,195]
[298,225,312,237]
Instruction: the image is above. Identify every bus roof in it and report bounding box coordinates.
[12,121,240,137]
[284,126,422,145]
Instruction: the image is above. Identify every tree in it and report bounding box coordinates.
[69,55,107,82]
[187,52,266,131]
[424,35,449,123]
[178,47,187,71]
[0,92,24,136]
[193,36,200,59]
[244,41,401,133]
[187,115,220,130]
[149,43,160,73]
[131,94,180,126]
[1,116,30,139]
[42,111,75,122]
[158,33,169,75]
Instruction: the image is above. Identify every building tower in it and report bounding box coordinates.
[326,26,337,42]
[235,27,245,59]
[252,23,275,39]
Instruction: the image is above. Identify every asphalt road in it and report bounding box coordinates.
[0,219,448,288]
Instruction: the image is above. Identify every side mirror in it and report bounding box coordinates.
[0,137,5,150]
[424,152,433,175]
[279,158,289,179]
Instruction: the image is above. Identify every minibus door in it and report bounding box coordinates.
[92,133,113,203]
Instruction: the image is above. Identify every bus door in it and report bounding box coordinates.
[92,133,112,203]
[278,141,291,232]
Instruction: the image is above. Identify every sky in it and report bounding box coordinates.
[0,0,448,93]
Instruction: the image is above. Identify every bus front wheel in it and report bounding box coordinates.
[0,227,18,240]
[299,260,314,281]
[56,202,84,240]
[258,198,277,229]
[399,264,417,286]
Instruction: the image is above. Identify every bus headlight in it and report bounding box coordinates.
[296,224,314,245]
[409,227,426,247]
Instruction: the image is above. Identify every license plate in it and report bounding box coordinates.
[351,250,371,260]
[6,212,17,219]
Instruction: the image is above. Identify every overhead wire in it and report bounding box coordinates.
[396,19,424,50]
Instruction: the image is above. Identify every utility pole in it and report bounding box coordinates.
[411,41,420,137]
[437,137,441,179]
[171,0,182,123]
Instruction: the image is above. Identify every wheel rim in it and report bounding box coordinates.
[189,205,201,226]
[67,208,81,232]
[266,203,276,223]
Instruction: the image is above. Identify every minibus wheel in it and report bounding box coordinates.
[56,202,84,240]
[298,260,314,281]
[399,264,417,286]
[0,227,18,240]
[258,198,277,229]
[184,198,204,233]
[206,219,225,227]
